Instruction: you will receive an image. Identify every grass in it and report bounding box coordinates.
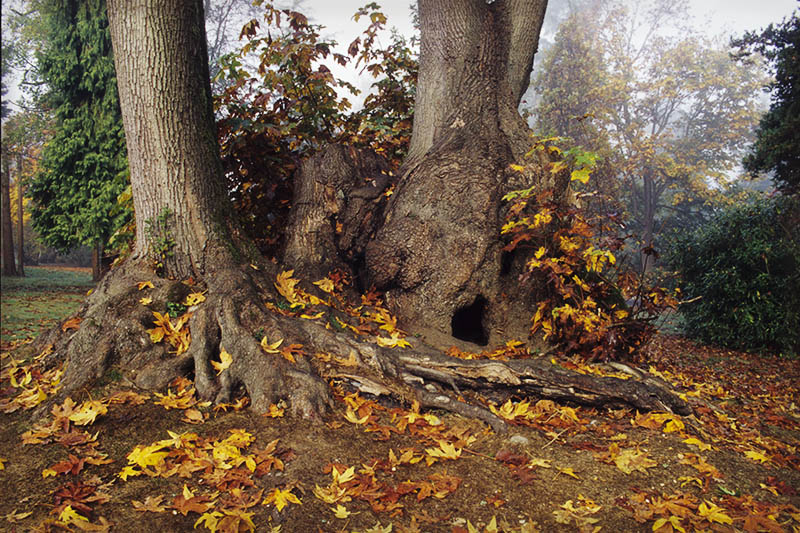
[0,265,95,344]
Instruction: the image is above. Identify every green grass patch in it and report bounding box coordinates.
[1,266,95,343]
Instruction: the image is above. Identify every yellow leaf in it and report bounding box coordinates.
[683,437,712,451]
[184,292,206,306]
[263,488,301,511]
[139,297,153,306]
[375,331,411,348]
[212,349,233,375]
[137,281,154,290]
[313,277,335,293]
[344,408,369,425]
[332,465,356,484]
[509,163,525,172]
[58,505,88,524]
[266,404,285,418]
[744,450,770,464]
[425,440,462,461]
[0,457,5,470]
[260,336,284,354]
[330,504,354,519]
[194,510,223,533]
[557,467,580,479]
[570,167,591,184]
[42,468,57,478]
[698,501,732,525]
[68,400,108,426]
[653,516,685,533]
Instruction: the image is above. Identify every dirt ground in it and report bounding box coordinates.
[1,331,798,532]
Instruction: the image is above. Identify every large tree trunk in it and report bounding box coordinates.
[365,0,549,347]
[33,0,690,427]
[1,157,17,276]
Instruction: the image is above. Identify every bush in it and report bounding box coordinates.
[665,195,800,354]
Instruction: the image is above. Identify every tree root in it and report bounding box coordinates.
[34,260,690,430]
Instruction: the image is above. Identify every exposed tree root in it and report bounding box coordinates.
[34,260,690,431]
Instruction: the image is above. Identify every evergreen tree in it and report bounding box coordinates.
[28,0,129,273]
[735,12,800,195]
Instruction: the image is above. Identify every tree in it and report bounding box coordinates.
[1,155,17,276]
[533,0,766,270]
[734,12,800,195]
[37,0,688,428]
[27,0,129,281]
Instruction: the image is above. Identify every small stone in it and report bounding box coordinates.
[508,434,530,446]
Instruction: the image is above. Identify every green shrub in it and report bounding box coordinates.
[665,195,800,354]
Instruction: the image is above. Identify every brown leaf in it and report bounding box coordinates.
[132,495,167,513]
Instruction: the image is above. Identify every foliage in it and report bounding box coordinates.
[213,2,416,256]
[503,139,677,361]
[664,195,800,355]
[532,0,767,266]
[733,11,800,195]
[27,0,129,254]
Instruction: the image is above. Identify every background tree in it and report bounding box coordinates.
[1,155,17,275]
[532,0,766,270]
[734,11,800,195]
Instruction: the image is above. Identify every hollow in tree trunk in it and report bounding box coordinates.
[35,0,690,428]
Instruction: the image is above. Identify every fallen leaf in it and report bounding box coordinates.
[262,487,301,511]
[212,349,233,375]
[137,281,154,290]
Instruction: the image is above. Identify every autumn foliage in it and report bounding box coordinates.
[213,3,415,256]
[502,138,678,361]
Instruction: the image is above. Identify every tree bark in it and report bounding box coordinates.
[108,0,232,280]
[16,154,25,277]
[364,0,550,347]
[1,156,17,276]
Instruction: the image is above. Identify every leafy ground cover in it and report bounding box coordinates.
[1,266,95,344]
[0,268,798,532]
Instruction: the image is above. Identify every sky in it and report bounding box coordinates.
[3,0,798,110]
[300,0,798,103]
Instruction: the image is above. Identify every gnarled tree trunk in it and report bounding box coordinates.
[34,0,691,428]
[365,0,550,347]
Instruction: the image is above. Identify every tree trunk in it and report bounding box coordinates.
[16,154,25,277]
[1,157,17,276]
[33,0,690,426]
[365,0,549,347]
[91,242,102,282]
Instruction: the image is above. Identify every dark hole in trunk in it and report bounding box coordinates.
[451,295,488,346]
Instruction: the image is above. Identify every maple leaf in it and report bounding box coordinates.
[139,297,153,305]
[555,467,580,479]
[58,505,89,525]
[424,441,461,464]
[126,443,169,470]
[683,438,712,451]
[275,270,304,307]
[375,331,411,348]
[132,495,167,513]
[266,404,285,418]
[61,316,82,332]
[212,349,233,374]
[331,504,355,518]
[262,487,301,511]
[313,277,335,293]
[652,516,686,533]
[184,291,206,306]
[697,500,732,525]
[173,485,217,516]
[137,281,154,290]
[69,400,108,426]
[744,449,770,464]
[614,448,657,474]
[182,408,205,424]
[260,336,284,354]
[194,510,223,533]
